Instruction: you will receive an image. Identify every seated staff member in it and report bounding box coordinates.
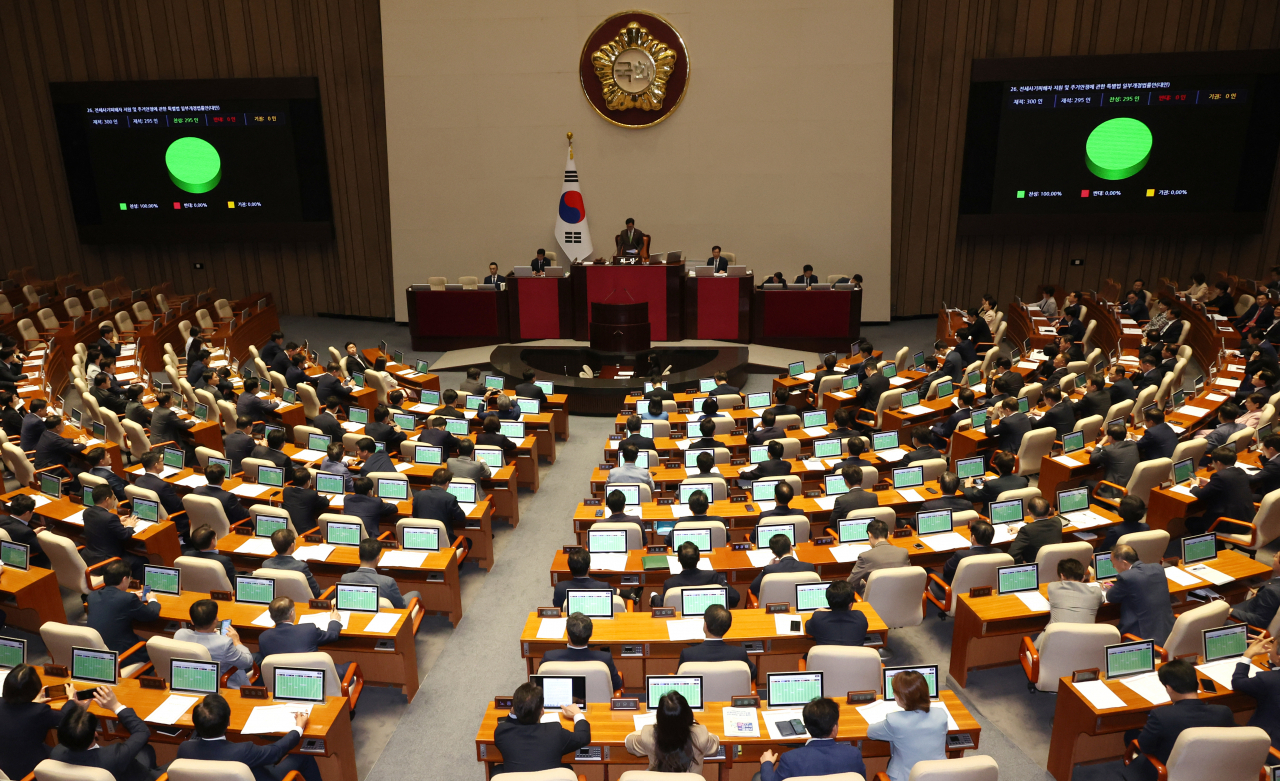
[922,471,975,513]
[0,666,73,779]
[34,415,88,482]
[235,377,280,422]
[618,414,655,451]
[340,539,421,610]
[847,518,909,594]
[1136,407,1177,461]
[257,596,347,676]
[345,476,398,541]
[418,415,461,459]
[1086,423,1140,500]
[1036,558,1103,651]
[794,264,818,286]
[804,580,868,648]
[1102,495,1149,551]
[174,599,255,689]
[483,261,505,289]
[625,691,719,775]
[261,529,322,597]
[1119,660,1235,781]
[432,389,465,419]
[190,462,250,524]
[477,414,519,454]
[0,494,49,568]
[356,436,395,476]
[87,560,161,660]
[366,404,408,450]
[342,342,369,373]
[83,485,147,579]
[760,697,866,781]
[866,672,947,781]
[832,463,878,519]
[542,612,624,692]
[179,694,321,781]
[608,442,655,491]
[748,534,816,596]
[640,397,669,422]
[679,604,757,679]
[530,248,553,274]
[493,682,589,775]
[19,397,47,451]
[929,387,976,448]
[960,450,1027,514]
[188,525,238,588]
[411,468,465,543]
[315,361,357,411]
[746,410,785,446]
[1102,543,1175,646]
[1186,445,1254,535]
[760,481,805,520]
[281,467,327,535]
[930,520,999,600]
[985,396,1031,454]
[447,438,491,481]
[602,489,645,539]
[1231,550,1280,631]
[84,446,127,502]
[656,541,740,608]
[903,426,943,465]
[223,415,257,474]
[553,548,612,609]
[738,439,792,482]
[249,428,292,471]
[50,685,159,781]
[312,397,344,441]
[1009,497,1061,564]
[706,245,729,274]
[284,352,309,390]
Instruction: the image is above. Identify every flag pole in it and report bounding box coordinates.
[567,131,573,159]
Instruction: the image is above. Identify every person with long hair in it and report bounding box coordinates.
[866,671,947,781]
[625,691,719,774]
[0,665,72,779]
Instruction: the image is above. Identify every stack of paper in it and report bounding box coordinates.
[667,557,713,574]
[1063,510,1110,529]
[897,489,924,503]
[774,613,805,636]
[754,500,777,513]
[1164,567,1200,587]
[378,550,428,569]
[990,524,1019,544]
[671,505,695,518]
[29,494,53,508]
[242,703,315,734]
[1184,563,1233,585]
[633,712,659,731]
[830,392,852,400]
[803,426,829,438]
[62,509,85,526]
[175,474,207,488]
[902,405,933,416]
[231,484,270,498]
[667,619,705,641]
[459,502,477,515]
[745,549,776,567]
[1169,484,1195,496]
[251,611,275,627]
[1123,328,1143,335]
[236,538,276,555]
[363,613,399,634]
[291,449,325,462]
[1017,361,1041,370]
[796,372,816,381]
[294,544,335,562]
[876,448,908,462]
[327,495,347,507]
[1119,671,1171,705]
[888,376,911,387]
[145,694,199,724]
[814,496,837,511]
[301,611,351,630]
[1205,393,1228,402]
[829,544,870,563]
[920,532,969,552]
[1215,378,1242,388]
[590,553,630,571]
[131,520,155,536]
[395,462,414,473]
[1016,591,1051,612]
[536,618,567,639]
[1052,455,1082,467]
[1196,657,1257,691]
[341,421,363,432]
[801,459,826,472]
[1180,406,1212,418]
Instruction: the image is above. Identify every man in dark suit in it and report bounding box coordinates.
[87,560,161,660]
[934,339,965,383]
[191,462,250,524]
[236,377,281,423]
[552,548,613,608]
[1087,423,1140,499]
[902,426,944,465]
[759,481,807,521]
[493,682,590,774]
[477,414,519,454]
[179,693,320,781]
[480,261,506,290]
[706,246,729,274]
[543,612,625,691]
[411,468,465,543]
[269,342,297,379]
[708,370,739,396]
[760,698,866,781]
[1131,354,1165,393]
[310,397,344,442]
[746,410,786,446]
[1235,289,1275,333]
[19,399,47,452]
[794,264,819,286]
[1009,497,1062,564]
[1102,496,1151,551]
[1199,402,1247,455]
[619,414,656,452]
[261,529,322,597]
[1136,408,1178,462]
[89,372,126,415]
[279,467,328,536]
[83,446,127,501]
[0,494,49,568]
[739,439,793,483]
[804,580,869,647]
[1109,365,1138,404]
[929,388,975,448]
[222,415,257,474]
[767,387,799,419]
[748,534,816,596]
[1104,543,1175,646]
[417,416,461,458]
[617,219,646,254]
[251,426,294,471]
[1234,633,1280,753]
[527,249,553,276]
[679,604,757,678]
[366,404,408,451]
[1032,385,1075,439]
[310,363,354,411]
[82,486,148,578]
[961,451,1029,514]
[1187,445,1256,536]
[513,369,547,403]
[852,365,890,429]
[282,352,309,390]
[933,520,1001,598]
[34,416,88,480]
[345,475,398,540]
[430,389,466,420]
[1120,290,1149,322]
[1073,374,1113,421]
[1043,352,1071,389]
[832,464,879,520]
[986,397,1031,455]
[657,541,740,608]
[1057,304,1086,341]
[1121,660,1235,781]
[686,418,721,451]
[189,525,238,587]
[51,686,157,781]
[257,596,347,675]
[135,450,184,520]
[1230,550,1280,630]
[922,472,976,513]
[1251,435,1280,501]
[260,331,285,368]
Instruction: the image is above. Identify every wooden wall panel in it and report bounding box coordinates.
[0,0,391,318]
[893,0,1280,316]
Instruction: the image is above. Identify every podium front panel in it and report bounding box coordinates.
[574,263,684,342]
[508,275,573,341]
[685,275,751,341]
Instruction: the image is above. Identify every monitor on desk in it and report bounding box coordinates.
[913,351,926,368]
[699,378,716,393]
[824,473,849,496]
[40,472,61,499]
[989,499,1024,525]
[0,637,25,669]
[1105,639,1155,679]
[1173,458,1195,485]
[307,433,332,452]
[812,438,842,459]
[254,513,288,537]
[842,374,860,391]
[376,477,409,502]
[402,526,441,551]
[882,364,898,379]
[236,576,275,605]
[280,389,297,405]
[90,419,108,440]
[336,583,380,613]
[420,390,441,407]
[967,370,982,387]
[163,447,185,470]
[1172,390,1187,410]
[679,482,715,505]
[748,444,770,464]
[143,564,180,596]
[416,359,432,375]
[684,449,714,468]
[565,589,615,618]
[1093,551,1118,581]
[447,481,477,504]
[795,582,832,612]
[1182,532,1217,565]
[208,456,231,474]
[70,407,82,427]
[644,382,668,393]
[883,665,938,699]
[788,361,805,378]
[517,398,541,416]
[1018,396,1031,414]
[315,472,345,496]
[445,419,469,436]
[393,350,405,366]
[1061,430,1085,455]
[532,674,587,708]
[646,675,704,710]
[892,466,924,489]
[257,466,284,488]
[936,379,954,398]
[274,666,327,703]
[348,407,369,425]
[588,529,628,554]
[746,392,771,409]
[679,586,726,617]
[837,518,870,543]
[392,413,416,431]
[484,375,504,390]
[871,431,899,452]
[996,563,1039,595]
[351,373,365,388]
[671,528,712,552]
[326,521,362,546]
[82,485,95,507]
[609,483,642,506]
[766,672,824,707]
[0,540,29,571]
[970,410,988,428]
[755,523,795,549]
[475,448,503,469]
[900,390,921,409]
[1203,624,1248,663]
[500,421,525,439]
[132,498,160,524]
[916,510,952,536]
[803,410,827,428]
[1057,487,1090,515]
[170,658,219,695]
[71,647,117,685]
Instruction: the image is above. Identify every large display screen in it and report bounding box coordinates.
[958,51,1280,233]
[50,78,332,242]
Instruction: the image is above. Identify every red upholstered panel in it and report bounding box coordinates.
[585,266,668,341]
[696,277,741,340]
[517,278,562,339]
[762,291,850,337]
[411,291,498,337]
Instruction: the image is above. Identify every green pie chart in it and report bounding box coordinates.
[165,137,222,194]
[1085,118,1152,180]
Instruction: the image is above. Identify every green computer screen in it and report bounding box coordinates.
[475,449,503,468]
[680,588,726,616]
[803,411,827,428]
[1174,459,1195,484]
[956,457,984,479]
[588,530,628,553]
[466,395,485,410]
[336,584,379,612]
[535,380,554,395]
[991,501,1023,523]
[1204,626,1248,662]
[377,479,409,501]
[1094,553,1118,580]
[392,414,416,431]
[274,667,325,702]
[255,516,287,537]
[838,519,870,542]
[327,523,361,546]
[937,380,953,397]
[756,524,795,548]
[1183,534,1217,564]
[40,473,61,497]
[144,566,179,595]
[0,542,28,570]
[813,439,841,459]
[484,375,504,389]
[882,364,898,379]
[916,511,952,536]
[883,666,938,699]
[893,467,923,488]
[171,660,218,694]
[751,481,780,502]
[416,360,431,374]
[258,467,284,487]
[970,410,987,428]
[901,390,920,407]
[796,583,831,611]
[1058,488,1089,514]
[415,446,443,465]
[446,419,469,435]
[824,474,848,496]
[446,483,476,503]
[1017,397,1030,414]
[767,673,823,706]
[236,577,275,604]
[788,361,805,377]
[500,421,524,439]
[402,527,440,551]
[842,375,859,390]
[672,530,711,552]
[872,432,898,450]
[566,590,614,617]
[349,407,369,424]
[750,446,769,464]
[1062,431,1084,453]
[998,565,1039,594]
[72,649,116,683]
[420,390,441,406]
[162,448,184,469]
[315,473,346,495]
[82,486,95,506]
[684,450,713,468]
[308,434,331,451]
[647,677,702,709]
[0,638,24,669]
[518,399,540,415]
[1106,643,1154,678]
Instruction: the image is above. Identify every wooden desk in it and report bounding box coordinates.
[948,550,1271,686]
[0,565,65,631]
[4,487,183,565]
[475,694,980,779]
[37,672,357,781]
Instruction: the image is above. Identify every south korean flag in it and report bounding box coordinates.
[554,146,594,262]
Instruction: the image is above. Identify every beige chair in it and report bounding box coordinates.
[131,301,153,324]
[1033,542,1093,585]
[427,277,447,290]
[842,506,897,528]
[33,761,116,781]
[145,636,215,683]
[914,457,949,482]
[1018,382,1043,408]
[365,370,393,406]
[1094,458,1172,511]
[87,288,110,310]
[671,520,726,550]
[194,445,222,469]
[1014,428,1056,476]
[100,409,128,453]
[252,568,314,603]
[1117,529,1170,564]
[901,755,999,781]
[293,424,324,448]
[165,758,260,781]
[63,297,86,319]
[804,645,883,696]
[996,486,1041,504]
[1105,399,1135,426]
[260,651,360,711]
[121,419,153,463]
[182,493,232,538]
[41,623,149,677]
[297,383,322,419]
[194,389,220,424]
[1160,600,1231,660]
[537,659,617,702]
[214,298,235,320]
[267,370,288,398]
[494,771,578,781]
[607,481,653,503]
[926,552,1013,618]
[856,388,904,430]
[1073,414,1103,443]
[677,660,752,702]
[240,456,276,484]
[218,400,238,436]
[175,554,233,593]
[862,567,926,630]
[757,571,822,608]
[1228,426,1256,451]
[38,529,108,596]
[1,442,35,486]
[774,413,802,431]
[1022,623,1119,692]
[1169,438,1208,468]
[1131,725,1270,781]
[1213,489,1280,553]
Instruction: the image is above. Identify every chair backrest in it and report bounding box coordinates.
[297,383,322,419]
[100,409,127,450]
[241,457,275,484]
[617,773,704,781]
[1105,399,1135,426]
[1116,530,1169,563]
[218,400,238,435]
[863,566,927,629]
[676,476,725,502]
[252,568,314,603]
[126,484,168,520]
[260,653,343,696]
[1018,381,1042,407]
[1228,426,1256,451]
[671,520,727,550]
[175,555,234,593]
[115,311,134,334]
[914,457,949,482]
[1125,457,1173,502]
[904,755,999,781]
[40,623,107,665]
[816,375,844,396]
[676,660,751,703]
[758,571,821,607]
[182,493,231,539]
[494,771,579,781]
[194,445,221,469]
[806,645,883,695]
[1033,542,1093,584]
[1032,623,1120,692]
[427,277,447,290]
[1164,725,1271,781]
[196,308,215,331]
[1014,428,1057,476]
[870,388,904,428]
[996,486,1041,504]
[844,506,896,526]
[131,301,153,323]
[1163,599,1231,660]
[775,437,802,460]
[707,415,735,435]
[145,636,213,682]
[165,759,255,781]
[77,470,107,490]
[537,660,615,702]
[1073,414,1103,442]
[34,760,117,781]
[214,298,235,319]
[946,552,1014,616]
[37,530,92,594]
[0,442,35,485]
[88,288,110,309]
[63,297,85,319]
[121,419,152,461]
[1169,439,1207,468]
[294,424,323,448]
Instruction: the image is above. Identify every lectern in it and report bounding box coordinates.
[590,302,650,352]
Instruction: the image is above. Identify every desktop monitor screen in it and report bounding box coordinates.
[420,390,441,406]
[767,672,824,707]
[484,375,504,390]
[393,350,405,365]
[751,480,781,502]
[335,583,379,613]
[937,380,954,397]
[671,529,712,552]
[900,390,920,408]
[872,431,899,451]
[1173,458,1195,484]
[1017,396,1031,414]
[609,484,642,506]
[1203,624,1249,663]
[679,483,715,505]
[208,456,232,474]
[40,472,61,498]
[1061,431,1085,454]
[535,380,554,395]
[837,518,870,543]
[326,521,362,546]
[699,378,716,393]
[376,478,409,502]
[193,402,210,421]
[392,413,416,431]
[258,466,284,488]
[913,351,926,368]
[956,456,985,479]
[315,472,345,496]
[170,658,219,695]
[883,665,938,699]
[646,675,703,710]
[749,445,770,464]
[281,389,297,405]
[684,449,714,468]
[71,407,82,426]
[132,498,160,523]
[143,565,180,595]
[617,450,650,469]
[566,589,615,618]
[348,407,369,425]
[475,448,503,468]
[0,540,29,571]
[588,529,628,554]
[644,382,668,393]
[416,360,431,374]
[824,474,849,496]
[803,410,827,428]
[1173,390,1186,408]
[90,420,107,440]
[1105,640,1155,679]
[236,576,275,605]
[163,447,185,470]
[402,526,441,551]
[531,675,587,709]
[0,637,25,669]
[445,419,469,435]
[273,666,327,703]
[1094,552,1118,581]
[446,482,477,504]
[1057,487,1090,514]
[882,364,898,379]
[500,421,525,439]
[755,523,795,549]
[307,433,332,452]
[788,361,805,378]
[254,514,288,537]
[990,499,1024,524]
[812,438,842,459]
[414,445,443,465]
[795,582,832,612]
[678,587,726,616]
[892,466,924,489]
[970,410,988,428]
[967,370,982,386]
[842,374,860,390]
[82,485,95,506]
[916,510,952,536]
[517,398,540,415]
[71,647,117,685]
[997,563,1039,595]
[465,396,485,410]
[1182,532,1217,565]
[747,392,771,409]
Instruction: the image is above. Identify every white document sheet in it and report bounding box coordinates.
[921,532,970,552]
[536,618,567,639]
[1016,591,1051,612]
[1052,455,1083,467]
[1169,484,1196,496]
[875,448,908,462]
[829,544,871,563]
[395,462,414,473]
[175,474,208,488]
[1164,567,1200,586]
[1063,510,1110,529]
[1119,671,1171,705]
[1184,563,1233,585]
[667,618,706,641]
[754,501,777,513]
[1180,406,1212,418]
[294,544,335,563]
[326,495,347,508]
[774,613,805,636]
[667,556,713,574]
[378,550,428,569]
[300,611,350,630]
[341,421,364,432]
[801,459,827,472]
[671,505,694,518]
[241,703,315,734]
[251,610,275,627]
[814,496,837,511]
[897,489,925,503]
[888,377,910,387]
[145,694,199,725]
[1206,393,1228,402]
[745,549,776,567]
[830,392,852,400]
[1196,658,1258,691]
[589,553,630,571]
[131,520,155,536]
[633,712,659,731]
[236,538,276,555]
[290,449,325,462]
[230,484,270,498]
[721,706,760,737]
[803,426,829,438]
[363,613,399,634]
[1073,680,1127,710]
[901,405,933,416]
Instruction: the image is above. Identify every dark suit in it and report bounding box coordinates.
[91,384,126,416]
[50,701,154,781]
[746,425,785,446]
[177,730,318,781]
[0,514,49,568]
[930,406,972,447]
[943,350,966,382]
[280,486,327,535]
[1103,520,1151,551]
[620,433,656,452]
[1008,517,1063,564]
[339,566,413,610]
[759,506,806,522]
[483,273,505,290]
[832,488,878,520]
[515,382,548,403]
[1074,390,1113,421]
[748,555,816,596]
[1132,367,1164,392]
[417,427,460,458]
[313,374,354,407]
[34,429,84,474]
[903,446,943,465]
[1188,466,1255,535]
[1058,317,1085,341]
[0,698,63,779]
[679,637,757,679]
[20,412,44,451]
[136,472,184,516]
[961,474,1029,514]
[311,411,343,442]
[260,341,283,367]
[221,430,255,474]
[237,393,279,422]
[687,436,721,451]
[344,494,397,539]
[192,484,250,523]
[987,412,1031,454]
[552,575,612,609]
[258,619,342,658]
[1235,663,1280,750]
[1033,402,1075,439]
[269,352,292,378]
[477,431,518,453]
[83,506,146,577]
[1121,300,1149,322]
[543,646,625,691]
[1089,440,1139,495]
[262,554,322,597]
[739,458,793,483]
[921,493,975,513]
[89,465,128,502]
[759,737,866,781]
[1122,698,1235,781]
[150,406,194,448]
[707,256,730,273]
[794,273,818,286]
[1136,423,1177,462]
[853,373,890,417]
[356,450,394,476]
[804,609,869,648]
[411,486,464,542]
[1107,561,1175,645]
[659,569,740,608]
[493,715,590,774]
[531,256,552,272]
[1110,378,1138,404]
[366,420,407,451]
[87,586,161,659]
